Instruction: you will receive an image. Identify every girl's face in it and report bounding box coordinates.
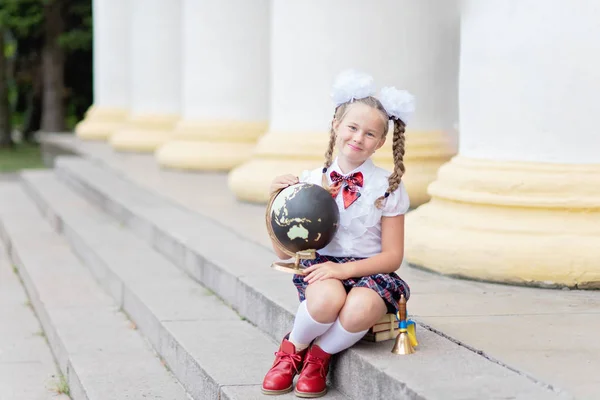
[333,103,387,167]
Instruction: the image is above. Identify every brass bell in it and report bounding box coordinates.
[391,327,415,355]
[391,294,416,355]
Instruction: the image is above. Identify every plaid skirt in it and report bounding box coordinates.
[293,254,410,314]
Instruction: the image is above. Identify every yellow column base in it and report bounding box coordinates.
[109,114,179,152]
[228,130,454,205]
[155,120,267,171]
[74,106,129,141]
[405,156,600,288]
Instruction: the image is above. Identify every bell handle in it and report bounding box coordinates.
[398,294,407,322]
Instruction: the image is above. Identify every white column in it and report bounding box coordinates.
[229,0,459,205]
[155,0,269,171]
[75,0,131,140]
[406,0,600,287]
[459,1,600,162]
[110,0,181,152]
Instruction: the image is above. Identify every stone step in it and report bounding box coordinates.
[43,155,569,400]
[0,239,69,400]
[19,170,348,400]
[0,183,190,400]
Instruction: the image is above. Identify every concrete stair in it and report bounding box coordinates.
[0,183,190,400]
[11,170,347,400]
[8,155,564,400]
[0,239,70,400]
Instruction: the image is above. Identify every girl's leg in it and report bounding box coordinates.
[295,287,385,398]
[289,279,347,349]
[317,287,387,354]
[262,279,345,395]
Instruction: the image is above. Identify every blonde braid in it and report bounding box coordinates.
[321,112,337,189]
[375,118,406,209]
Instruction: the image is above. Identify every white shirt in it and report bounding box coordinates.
[300,157,410,258]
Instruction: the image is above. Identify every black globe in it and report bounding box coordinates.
[268,183,340,254]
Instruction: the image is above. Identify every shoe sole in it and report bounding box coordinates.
[294,388,327,398]
[261,386,293,396]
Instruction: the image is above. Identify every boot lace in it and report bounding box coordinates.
[303,354,327,378]
[273,351,303,374]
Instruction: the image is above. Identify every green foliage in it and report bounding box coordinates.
[0,0,93,134]
[59,0,92,51]
[55,374,70,396]
[4,40,15,58]
[0,141,45,172]
[0,0,43,138]
[0,0,43,37]
[58,27,91,51]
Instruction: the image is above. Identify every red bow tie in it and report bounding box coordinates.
[330,171,364,209]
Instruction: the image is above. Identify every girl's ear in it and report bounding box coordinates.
[376,135,386,151]
[332,118,340,133]
[375,120,388,150]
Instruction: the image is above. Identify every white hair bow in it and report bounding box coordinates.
[330,69,376,107]
[330,69,416,125]
[378,87,415,124]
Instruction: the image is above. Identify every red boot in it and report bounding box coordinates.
[294,344,332,398]
[262,335,307,395]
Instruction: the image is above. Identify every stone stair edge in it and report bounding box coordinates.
[24,164,430,399]
[33,155,572,399]
[17,171,351,400]
[0,182,191,400]
[48,158,427,398]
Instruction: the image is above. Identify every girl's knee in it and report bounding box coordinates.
[339,288,386,331]
[305,281,346,322]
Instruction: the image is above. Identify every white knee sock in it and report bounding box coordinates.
[316,318,368,355]
[289,301,334,350]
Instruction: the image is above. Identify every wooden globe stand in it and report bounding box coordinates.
[266,188,317,276]
[271,249,316,275]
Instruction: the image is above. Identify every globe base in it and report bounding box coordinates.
[271,261,307,275]
[270,249,318,275]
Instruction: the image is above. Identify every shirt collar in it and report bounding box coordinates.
[329,157,375,178]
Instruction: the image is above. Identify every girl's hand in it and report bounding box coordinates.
[269,174,299,196]
[303,261,350,284]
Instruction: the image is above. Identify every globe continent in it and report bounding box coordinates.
[269,183,340,254]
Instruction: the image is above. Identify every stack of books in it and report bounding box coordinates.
[362,313,398,342]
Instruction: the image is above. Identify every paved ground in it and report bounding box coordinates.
[33,134,600,399]
[0,241,70,400]
[0,173,18,181]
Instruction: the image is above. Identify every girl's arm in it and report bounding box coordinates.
[344,214,405,277]
[302,214,405,283]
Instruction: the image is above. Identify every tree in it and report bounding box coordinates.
[0,0,92,140]
[41,0,92,132]
[0,0,43,144]
[41,0,64,131]
[0,28,12,148]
